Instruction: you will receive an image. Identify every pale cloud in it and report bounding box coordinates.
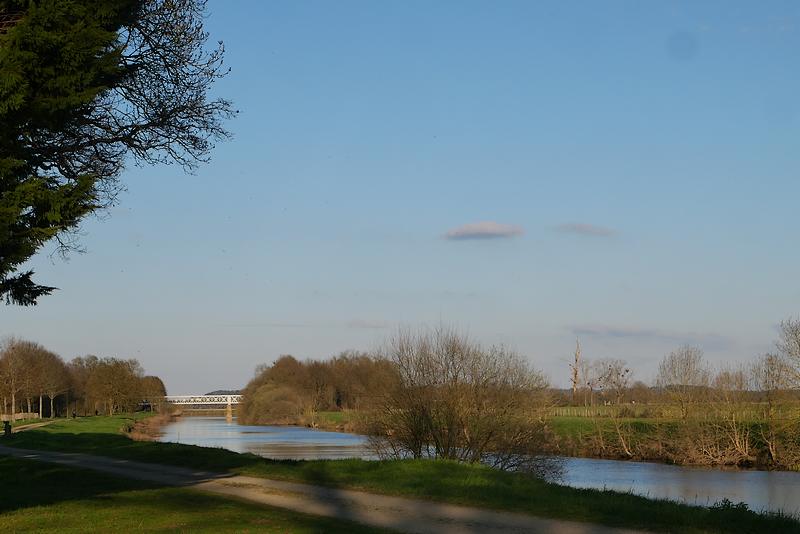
[555,223,615,237]
[221,320,390,330]
[220,322,317,328]
[347,319,390,329]
[570,324,731,351]
[444,221,523,240]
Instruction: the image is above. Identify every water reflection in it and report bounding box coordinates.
[158,416,370,460]
[160,417,800,514]
[559,456,800,515]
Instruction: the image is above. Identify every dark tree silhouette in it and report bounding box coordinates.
[0,0,234,305]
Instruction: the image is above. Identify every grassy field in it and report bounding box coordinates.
[314,410,352,425]
[0,455,383,533]
[550,415,666,440]
[3,415,799,533]
[6,417,51,428]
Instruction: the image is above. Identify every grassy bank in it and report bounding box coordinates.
[3,415,799,533]
[312,410,359,431]
[550,415,665,442]
[6,417,51,428]
[0,455,382,533]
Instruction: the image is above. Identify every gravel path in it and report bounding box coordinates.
[0,444,644,534]
[11,421,55,433]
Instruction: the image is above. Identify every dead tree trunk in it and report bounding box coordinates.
[570,339,581,404]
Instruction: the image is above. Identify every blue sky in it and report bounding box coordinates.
[4,0,800,393]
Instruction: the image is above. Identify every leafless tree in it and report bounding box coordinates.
[86,357,145,415]
[706,366,754,464]
[0,338,28,417]
[776,318,800,386]
[595,358,632,405]
[40,351,70,418]
[629,381,651,404]
[140,376,167,412]
[569,339,581,404]
[68,355,100,415]
[751,352,799,467]
[656,345,709,419]
[580,358,596,407]
[368,327,557,476]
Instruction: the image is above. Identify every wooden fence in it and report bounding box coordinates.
[550,403,800,420]
[1,412,39,422]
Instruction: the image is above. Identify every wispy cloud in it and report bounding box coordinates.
[219,320,390,330]
[220,322,318,328]
[444,221,523,240]
[555,223,615,237]
[347,319,390,329]
[570,324,731,350]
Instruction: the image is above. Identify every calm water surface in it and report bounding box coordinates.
[559,456,800,515]
[160,417,800,514]
[159,416,369,460]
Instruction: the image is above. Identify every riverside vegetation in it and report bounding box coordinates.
[2,415,798,533]
[0,337,167,419]
[239,320,800,471]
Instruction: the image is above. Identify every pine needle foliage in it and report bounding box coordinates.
[0,0,233,305]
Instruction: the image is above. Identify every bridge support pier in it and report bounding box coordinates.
[226,397,233,422]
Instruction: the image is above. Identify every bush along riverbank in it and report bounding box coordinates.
[547,414,800,470]
[123,412,177,441]
[237,407,800,472]
[233,323,800,473]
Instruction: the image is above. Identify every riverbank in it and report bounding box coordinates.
[2,415,798,533]
[239,410,363,433]
[125,411,176,441]
[0,444,639,534]
[0,454,379,533]
[548,415,800,470]
[256,410,800,472]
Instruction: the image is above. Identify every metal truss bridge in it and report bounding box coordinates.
[164,395,242,406]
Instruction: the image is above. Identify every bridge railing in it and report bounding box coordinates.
[164,395,242,405]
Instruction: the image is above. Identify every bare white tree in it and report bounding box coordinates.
[569,339,581,404]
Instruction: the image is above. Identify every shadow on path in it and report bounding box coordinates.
[0,444,640,534]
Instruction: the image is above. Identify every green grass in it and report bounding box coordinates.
[550,403,683,419]
[236,459,800,534]
[7,417,49,428]
[315,411,351,425]
[0,456,383,533]
[4,415,799,533]
[550,415,666,440]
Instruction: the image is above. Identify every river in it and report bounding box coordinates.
[159,417,800,515]
[159,416,370,460]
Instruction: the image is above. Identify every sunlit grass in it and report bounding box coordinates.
[0,456,383,533]
[5,415,799,533]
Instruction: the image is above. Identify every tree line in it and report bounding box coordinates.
[241,318,800,473]
[239,351,397,426]
[557,318,800,469]
[0,337,166,419]
[240,328,558,476]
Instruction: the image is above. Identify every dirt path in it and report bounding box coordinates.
[11,420,55,433]
[0,444,643,534]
